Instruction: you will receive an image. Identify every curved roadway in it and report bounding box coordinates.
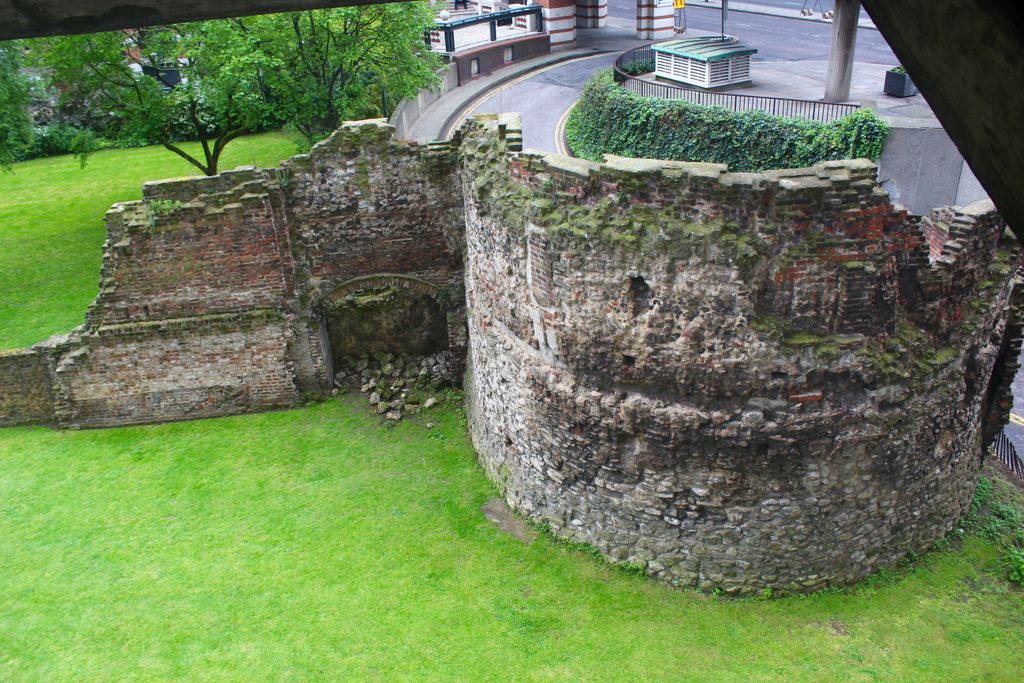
[464,53,614,153]
[467,3,901,153]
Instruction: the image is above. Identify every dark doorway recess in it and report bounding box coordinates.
[323,285,448,370]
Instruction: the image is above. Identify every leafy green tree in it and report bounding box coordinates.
[33,3,441,174]
[247,3,442,145]
[0,41,32,168]
[38,27,281,175]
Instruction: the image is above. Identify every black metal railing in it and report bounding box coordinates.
[993,430,1024,479]
[425,5,544,54]
[613,45,657,81]
[613,46,860,124]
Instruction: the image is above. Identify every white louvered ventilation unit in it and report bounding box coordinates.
[652,36,757,89]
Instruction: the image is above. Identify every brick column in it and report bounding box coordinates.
[575,0,607,28]
[636,0,674,40]
[537,0,577,47]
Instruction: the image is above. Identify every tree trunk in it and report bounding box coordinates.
[161,127,246,176]
[162,141,214,176]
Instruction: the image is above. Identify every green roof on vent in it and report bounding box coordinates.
[651,37,758,61]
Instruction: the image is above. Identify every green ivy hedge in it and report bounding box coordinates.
[565,70,890,172]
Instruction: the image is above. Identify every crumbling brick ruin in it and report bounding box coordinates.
[1,114,1020,594]
[0,122,465,428]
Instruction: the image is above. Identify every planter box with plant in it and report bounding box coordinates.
[884,66,918,97]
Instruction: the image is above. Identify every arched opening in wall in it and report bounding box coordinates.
[319,275,452,390]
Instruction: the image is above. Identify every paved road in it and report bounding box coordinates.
[469,54,615,152]
[470,2,899,152]
[607,0,898,63]
[687,0,868,21]
[1007,366,1024,459]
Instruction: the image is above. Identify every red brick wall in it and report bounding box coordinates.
[921,208,952,262]
[54,313,297,428]
[88,184,291,326]
[453,34,551,85]
[0,350,54,427]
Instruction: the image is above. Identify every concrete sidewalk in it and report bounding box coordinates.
[728,60,930,115]
[685,0,877,30]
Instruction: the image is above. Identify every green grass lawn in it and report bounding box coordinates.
[0,134,298,350]
[0,399,1022,681]
[1,138,1023,681]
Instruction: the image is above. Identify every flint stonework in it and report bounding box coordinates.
[459,115,1021,595]
[0,115,1019,594]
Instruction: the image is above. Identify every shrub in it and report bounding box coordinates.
[964,472,1024,587]
[1,42,33,167]
[565,70,890,172]
[22,123,105,161]
[620,60,654,76]
[1007,546,1024,586]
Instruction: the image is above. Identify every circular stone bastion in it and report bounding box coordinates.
[459,117,1020,595]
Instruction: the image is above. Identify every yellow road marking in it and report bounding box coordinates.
[554,102,576,157]
[1009,412,1024,426]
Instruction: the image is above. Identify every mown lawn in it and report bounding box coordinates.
[0,134,298,350]
[1,138,1023,681]
[0,399,1022,681]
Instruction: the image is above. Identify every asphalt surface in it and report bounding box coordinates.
[1007,366,1024,459]
[470,2,900,152]
[607,0,899,63]
[469,53,615,151]
[685,0,868,21]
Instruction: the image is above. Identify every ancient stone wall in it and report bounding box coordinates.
[279,122,466,385]
[48,312,298,428]
[0,120,465,428]
[86,170,293,327]
[0,113,1019,594]
[459,114,1020,594]
[282,125,462,290]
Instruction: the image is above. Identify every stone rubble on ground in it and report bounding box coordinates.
[332,349,451,423]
